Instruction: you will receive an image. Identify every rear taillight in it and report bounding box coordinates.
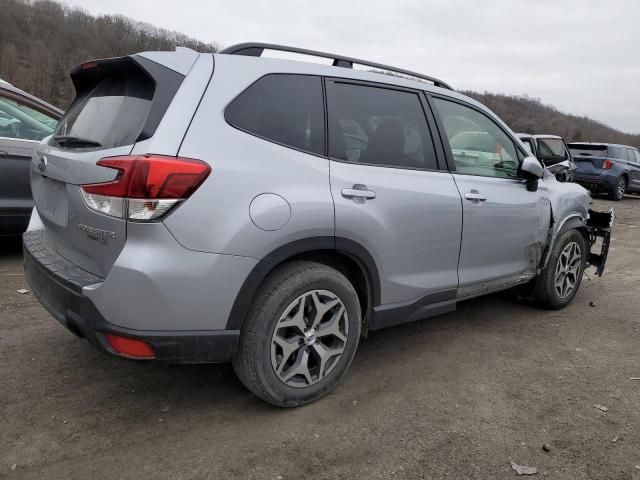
[602,159,614,170]
[81,155,211,221]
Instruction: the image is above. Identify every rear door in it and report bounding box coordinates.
[31,56,184,277]
[0,91,59,231]
[327,79,462,310]
[431,96,550,294]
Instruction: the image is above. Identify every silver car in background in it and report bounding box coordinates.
[24,44,613,406]
[0,81,62,235]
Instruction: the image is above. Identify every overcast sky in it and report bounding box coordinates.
[70,0,640,133]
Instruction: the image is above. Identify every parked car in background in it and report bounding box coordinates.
[568,142,640,200]
[518,134,576,182]
[24,44,613,406]
[0,81,63,236]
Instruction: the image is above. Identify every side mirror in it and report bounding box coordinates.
[520,156,543,192]
[520,155,544,179]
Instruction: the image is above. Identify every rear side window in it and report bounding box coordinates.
[327,82,437,170]
[626,148,636,162]
[55,72,154,149]
[635,150,640,163]
[226,74,325,156]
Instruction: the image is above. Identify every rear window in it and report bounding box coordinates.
[537,138,568,161]
[568,144,607,157]
[54,71,154,149]
[225,74,325,156]
[608,146,627,160]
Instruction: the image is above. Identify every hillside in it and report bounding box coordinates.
[464,91,640,148]
[1,0,637,148]
[0,0,218,108]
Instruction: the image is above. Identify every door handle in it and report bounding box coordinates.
[342,184,376,202]
[464,190,487,202]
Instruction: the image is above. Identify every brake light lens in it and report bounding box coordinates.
[81,155,210,221]
[602,159,614,170]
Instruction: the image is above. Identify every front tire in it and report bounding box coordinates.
[233,261,361,407]
[534,229,587,309]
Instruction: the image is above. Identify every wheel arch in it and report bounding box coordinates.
[541,212,588,270]
[226,237,381,330]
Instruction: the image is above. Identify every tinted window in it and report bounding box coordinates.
[54,72,153,149]
[434,98,518,178]
[328,83,437,170]
[607,146,627,160]
[226,74,324,155]
[537,138,568,162]
[0,94,57,141]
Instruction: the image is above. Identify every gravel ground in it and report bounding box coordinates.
[1,197,639,479]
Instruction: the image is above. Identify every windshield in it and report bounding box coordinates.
[0,97,57,140]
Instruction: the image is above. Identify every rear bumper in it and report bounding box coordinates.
[23,230,239,363]
[574,173,617,192]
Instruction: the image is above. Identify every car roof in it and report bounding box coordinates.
[0,82,64,116]
[517,133,563,140]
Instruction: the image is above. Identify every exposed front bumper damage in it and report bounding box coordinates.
[585,208,614,276]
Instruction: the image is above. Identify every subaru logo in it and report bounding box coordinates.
[37,156,47,173]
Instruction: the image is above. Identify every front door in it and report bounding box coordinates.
[431,96,550,293]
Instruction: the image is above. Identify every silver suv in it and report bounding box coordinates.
[24,44,613,406]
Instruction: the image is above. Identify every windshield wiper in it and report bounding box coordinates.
[53,135,102,147]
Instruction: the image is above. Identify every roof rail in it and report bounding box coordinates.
[219,42,453,90]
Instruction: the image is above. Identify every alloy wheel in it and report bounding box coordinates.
[617,178,626,199]
[271,290,348,388]
[554,241,582,298]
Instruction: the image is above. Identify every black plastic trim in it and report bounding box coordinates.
[225,236,382,330]
[369,289,457,330]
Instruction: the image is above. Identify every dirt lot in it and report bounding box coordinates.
[1,197,639,479]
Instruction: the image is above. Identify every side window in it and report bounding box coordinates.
[626,148,636,162]
[226,74,325,156]
[0,94,58,141]
[634,150,640,163]
[328,82,437,170]
[433,98,519,178]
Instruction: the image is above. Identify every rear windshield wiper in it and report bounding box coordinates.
[53,135,102,148]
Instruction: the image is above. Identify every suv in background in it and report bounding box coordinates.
[0,81,63,235]
[568,142,640,200]
[23,44,613,406]
[518,134,576,182]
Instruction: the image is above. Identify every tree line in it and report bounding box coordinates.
[1,0,637,147]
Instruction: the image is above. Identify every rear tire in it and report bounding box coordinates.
[233,261,361,407]
[533,228,587,309]
[609,177,626,201]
